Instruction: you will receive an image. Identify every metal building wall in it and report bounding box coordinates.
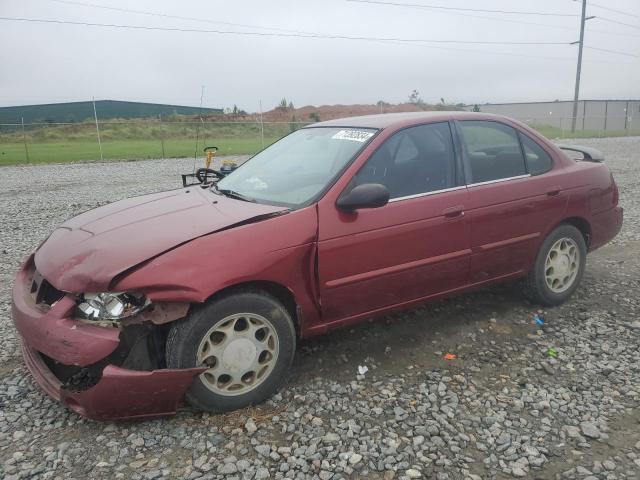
[464,100,638,132]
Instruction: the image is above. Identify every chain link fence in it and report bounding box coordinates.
[1,113,638,166]
[517,116,639,140]
[0,118,314,165]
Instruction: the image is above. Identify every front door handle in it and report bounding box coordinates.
[442,205,465,218]
[546,185,562,196]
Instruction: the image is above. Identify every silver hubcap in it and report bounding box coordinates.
[544,237,580,293]
[196,313,279,396]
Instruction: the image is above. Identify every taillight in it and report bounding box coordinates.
[612,174,619,206]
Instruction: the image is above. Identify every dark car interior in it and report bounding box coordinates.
[354,123,456,198]
[466,145,527,183]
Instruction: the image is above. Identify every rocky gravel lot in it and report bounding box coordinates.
[1,138,639,480]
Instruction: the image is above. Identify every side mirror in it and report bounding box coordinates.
[336,183,390,211]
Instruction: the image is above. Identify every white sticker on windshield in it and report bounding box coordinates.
[245,177,268,190]
[332,129,374,142]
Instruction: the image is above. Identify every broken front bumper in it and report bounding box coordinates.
[12,255,202,420]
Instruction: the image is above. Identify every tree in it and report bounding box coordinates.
[288,101,294,110]
[472,104,481,112]
[376,100,390,113]
[232,104,238,114]
[308,112,320,122]
[289,115,301,132]
[278,98,288,109]
[408,89,424,106]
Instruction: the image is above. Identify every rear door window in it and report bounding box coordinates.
[458,121,527,184]
[519,133,553,175]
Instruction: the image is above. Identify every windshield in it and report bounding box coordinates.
[216,127,377,207]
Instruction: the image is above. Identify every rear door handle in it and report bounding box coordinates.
[546,186,562,196]
[442,205,465,218]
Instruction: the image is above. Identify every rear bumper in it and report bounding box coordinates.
[12,255,203,420]
[590,206,623,251]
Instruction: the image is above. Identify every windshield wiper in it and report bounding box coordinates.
[217,188,256,203]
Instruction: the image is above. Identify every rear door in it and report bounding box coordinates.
[455,120,568,283]
[317,122,471,322]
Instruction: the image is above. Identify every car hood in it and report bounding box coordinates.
[35,187,289,292]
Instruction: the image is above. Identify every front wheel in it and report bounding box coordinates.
[523,224,587,306]
[166,291,296,412]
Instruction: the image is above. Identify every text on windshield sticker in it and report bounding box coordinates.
[332,130,374,142]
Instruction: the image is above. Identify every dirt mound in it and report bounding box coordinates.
[201,103,439,123]
[263,103,431,123]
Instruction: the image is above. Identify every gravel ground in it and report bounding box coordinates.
[1,139,639,480]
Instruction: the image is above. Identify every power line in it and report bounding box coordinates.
[50,0,640,40]
[347,0,640,38]
[0,16,573,45]
[597,16,640,30]
[2,15,636,59]
[589,2,640,20]
[346,0,577,17]
[349,1,583,32]
[48,0,315,36]
[583,45,638,58]
[589,28,640,39]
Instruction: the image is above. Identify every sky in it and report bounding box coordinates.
[0,0,639,111]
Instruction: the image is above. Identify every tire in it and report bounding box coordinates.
[166,290,296,412]
[523,224,587,306]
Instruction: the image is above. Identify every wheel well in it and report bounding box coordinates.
[560,217,591,247]
[205,281,300,336]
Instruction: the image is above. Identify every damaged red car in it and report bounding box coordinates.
[12,112,623,420]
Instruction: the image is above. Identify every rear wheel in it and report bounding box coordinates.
[166,291,296,412]
[523,224,587,306]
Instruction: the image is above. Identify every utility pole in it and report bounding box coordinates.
[193,85,205,171]
[259,100,265,149]
[571,0,594,133]
[92,97,103,161]
[21,117,29,163]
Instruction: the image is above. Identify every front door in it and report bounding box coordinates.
[317,122,471,323]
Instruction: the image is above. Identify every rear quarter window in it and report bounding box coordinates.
[519,133,553,175]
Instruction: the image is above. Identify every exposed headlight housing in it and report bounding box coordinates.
[77,292,150,320]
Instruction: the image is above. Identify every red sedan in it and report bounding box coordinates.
[12,112,622,419]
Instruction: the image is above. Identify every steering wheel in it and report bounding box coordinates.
[195,168,223,183]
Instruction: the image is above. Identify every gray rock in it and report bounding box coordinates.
[322,432,340,444]
[244,420,257,434]
[254,467,270,480]
[580,422,601,439]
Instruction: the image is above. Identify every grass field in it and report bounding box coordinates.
[0,119,638,166]
[0,138,277,165]
[527,124,640,140]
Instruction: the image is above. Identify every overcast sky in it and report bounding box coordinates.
[1,0,638,111]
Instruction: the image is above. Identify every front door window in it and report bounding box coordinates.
[352,122,457,199]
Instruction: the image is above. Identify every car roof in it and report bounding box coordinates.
[308,111,511,129]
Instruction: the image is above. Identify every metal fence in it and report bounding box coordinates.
[464,99,639,134]
[1,108,640,165]
[0,118,314,165]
